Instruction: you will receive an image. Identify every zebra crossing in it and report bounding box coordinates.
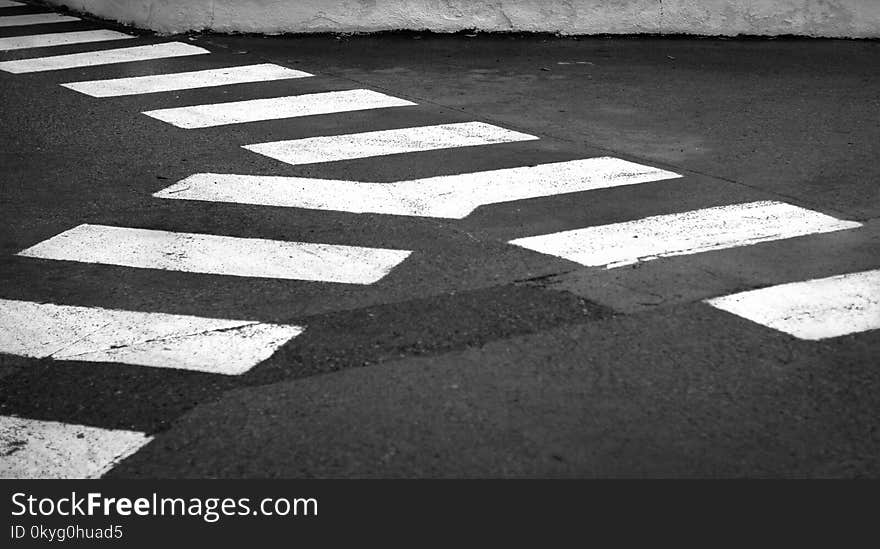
[62,63,314,96]
[142,89,417,128]
[509,201,862,268]
[705,269,880,341]
[0,415,150,479]
[0,12,77,27]
[0,41,209,73]
[17,224,413,283]
[243,122,539,166]
[156,157,681,218]
[0,298,303,374]
[0,28,132,50]
[1,4,877,478]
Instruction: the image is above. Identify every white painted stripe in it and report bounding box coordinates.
[0,1,25,7]
[17,224,411,284]
[155,157,681,219]
[0,42,208,73]
[0,29,133,51]
[62,63,313,97]
[0,298,303,374]
[706,270,880,340]
[142,89,416,129]
[509,201,862,269]
[0,13,79,27]
[0,416,150,479]
[244,122,539,166]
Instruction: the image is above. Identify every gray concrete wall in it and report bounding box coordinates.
[44,0,880,37]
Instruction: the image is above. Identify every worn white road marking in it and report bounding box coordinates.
[17,224,411,284]
[509,201,862,268]
[156,157,680,219]
[0,42,208,73]
[244,122,539,166]
[0,298,305,374]
[0,416,150,479]
[62,63,313,97]
[0,13,79,27]
[0,29,133,51]
[0,1,25,8]
[705,270,880,340]
[142,89,416,129]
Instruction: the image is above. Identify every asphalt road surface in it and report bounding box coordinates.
[1,1,878,478]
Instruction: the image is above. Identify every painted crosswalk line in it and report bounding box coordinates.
[509,201,862,269]
[142,89,416,129]
[0,13,79,27]
[0,416,150,479]
[155,157,680,218]
[0,298,304,374]
[62,63,314,97]
[0,298,303,373]
[0,42,209,73]
[17,224,412,284]
[0,29,133,51]
[244,122,539,166]
[705,269,880,340]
